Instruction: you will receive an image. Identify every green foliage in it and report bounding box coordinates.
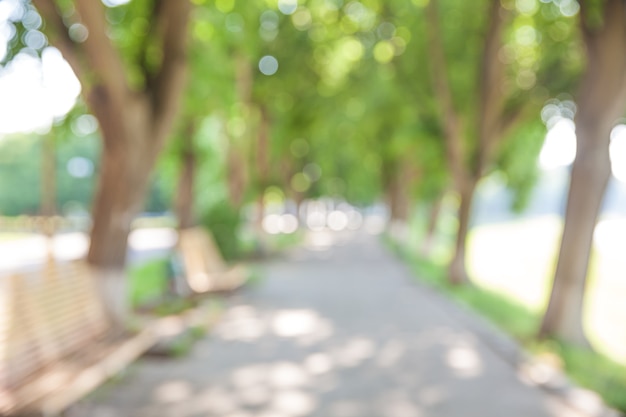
[495,119,546,212]
[128,258,169,308]
[0,129,171,216]
[0,132,99,216]
[201,200,242,261]
[0,135,42,215]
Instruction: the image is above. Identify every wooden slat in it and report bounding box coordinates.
[178,227,247,293]
[0,260,110,394]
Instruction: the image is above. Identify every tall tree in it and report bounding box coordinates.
[31,0,191,324]
[540,0,626,345]
[426,0,525,284]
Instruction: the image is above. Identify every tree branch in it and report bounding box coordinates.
[578,0,594,43]
[151,0,191,144]
[477,0,509,173]
[499,103,527,138]
[425,0,468,187]
[137,0,163,90]
[74,0,128,102]
[31,0,85,85]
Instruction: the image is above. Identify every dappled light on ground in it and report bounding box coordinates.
[445,344,483,379]
[75,232,586,417]
[215,306,335,347]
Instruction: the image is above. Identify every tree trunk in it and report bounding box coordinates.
[387,173,411,223]
[254,106,270,246]
[86,91,171,326]
[386,167,412,244]
[87,140,155,326]
[421,192,444,256]
[176,126,196,230]
[32,0,191,328]
[538,136,611,345]
[226,143,247,208]
[448,179,477,285]
[539,0,626,345]
[40,133,56,218]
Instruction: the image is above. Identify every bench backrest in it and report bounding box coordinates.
[177,227,232,293]
[0,261,109,391]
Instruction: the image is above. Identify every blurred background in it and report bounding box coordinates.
[1,0,626,414]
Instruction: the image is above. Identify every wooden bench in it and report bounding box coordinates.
[177,227,247,294]
[0,260,157,416]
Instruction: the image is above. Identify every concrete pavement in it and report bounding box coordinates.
[73,230,595,417]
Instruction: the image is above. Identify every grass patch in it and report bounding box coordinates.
[244,267,264,288]
[238,229,305,259]
[167,326,207,357]
[128,258,170,309]
[153,297,196,317]
[557,344,626,412]
[451,284,539,342]
[267,231,304,251]
[386,235,626,414]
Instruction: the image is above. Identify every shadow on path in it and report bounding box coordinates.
[76,230,588,417]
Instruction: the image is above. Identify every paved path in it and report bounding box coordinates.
[76,230,589,417]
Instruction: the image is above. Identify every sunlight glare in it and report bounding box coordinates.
[272,309,321,337]
[269,362,309,388]
[539,118,576,170]
[610,124,626,182]
[271,390,316,416]
[0,47,80,135]
[303,352,333,374]
[445,345,483,378]
[102,0,131,7]
[153,380,193,404]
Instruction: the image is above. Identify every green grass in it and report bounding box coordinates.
[452,284,539,342]
[386,235,626,414]
[128,258,170,309]
[128,257,203,316]
[153,297,196,317]
[557,344,626,412]
[238,229,305,259]
[167,325,207,357]
[267,230,305,251]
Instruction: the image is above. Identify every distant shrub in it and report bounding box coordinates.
[201,201,242,261]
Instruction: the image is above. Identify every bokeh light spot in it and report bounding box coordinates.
[278,0,298,15]
[66,157,94,178]
[291,173,311,193]
[373,41,394,63]
[225,13,244,32]
[71,114,98,136]
[216,0,235,13]
[68,23,88,43]
[259,55,279,75]
[291,138,309,158]
[292,8,312,30]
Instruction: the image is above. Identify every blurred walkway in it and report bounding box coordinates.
[76,230,592,417]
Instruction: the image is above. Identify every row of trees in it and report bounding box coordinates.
[3,0,625,348]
